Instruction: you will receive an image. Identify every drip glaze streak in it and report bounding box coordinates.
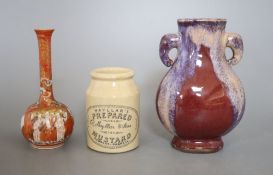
[175,45,233,139]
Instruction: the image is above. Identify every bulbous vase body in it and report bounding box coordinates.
[156,19,245,153]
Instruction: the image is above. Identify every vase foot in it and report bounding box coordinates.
[30,142,64,150]
[171,136,223,153]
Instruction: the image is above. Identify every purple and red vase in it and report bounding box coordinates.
[156,18,245,153]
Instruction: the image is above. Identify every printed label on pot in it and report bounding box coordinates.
[87,105,138,149]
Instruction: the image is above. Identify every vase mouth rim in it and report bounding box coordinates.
[177,18,226,23]
[91,67,134,80]
[34,29,55,35]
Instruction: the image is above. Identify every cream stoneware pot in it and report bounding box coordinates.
[86,67,140,153]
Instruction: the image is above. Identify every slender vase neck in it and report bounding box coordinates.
[35,29,55,106]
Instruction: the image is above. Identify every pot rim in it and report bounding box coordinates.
[177,18,226,23]
[91,67,134,80]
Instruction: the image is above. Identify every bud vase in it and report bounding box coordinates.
[156,19,245,153]
[21,29,74,149]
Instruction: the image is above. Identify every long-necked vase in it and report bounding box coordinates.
[21,29,74,149]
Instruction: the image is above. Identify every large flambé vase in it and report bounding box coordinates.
[156,19,245,153]
[21,29,74,149]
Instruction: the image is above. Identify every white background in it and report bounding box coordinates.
[0,0,273,174]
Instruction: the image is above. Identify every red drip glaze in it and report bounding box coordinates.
[173,45,233,152]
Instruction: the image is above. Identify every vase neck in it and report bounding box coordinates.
[35,29,55,106]
[177,18,226,32]
[177,19,226,51]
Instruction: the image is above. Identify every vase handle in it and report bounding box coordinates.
[224,32,244,65]
[159,33,181,67]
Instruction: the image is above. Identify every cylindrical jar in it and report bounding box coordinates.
[86,67,139,153]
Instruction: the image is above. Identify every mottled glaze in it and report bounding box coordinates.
[21,29,74,149]
[156,18,245,153]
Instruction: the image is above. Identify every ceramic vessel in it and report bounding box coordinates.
[156,19,245,153]
[86,67,139,153]
[21,29,74,149]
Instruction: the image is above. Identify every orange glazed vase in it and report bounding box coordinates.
[21,29,74,149]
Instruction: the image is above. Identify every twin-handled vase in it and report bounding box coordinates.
[156,19,245,153]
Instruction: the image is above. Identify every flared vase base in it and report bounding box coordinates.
[171,136,223,153]
[30,142,64,150]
